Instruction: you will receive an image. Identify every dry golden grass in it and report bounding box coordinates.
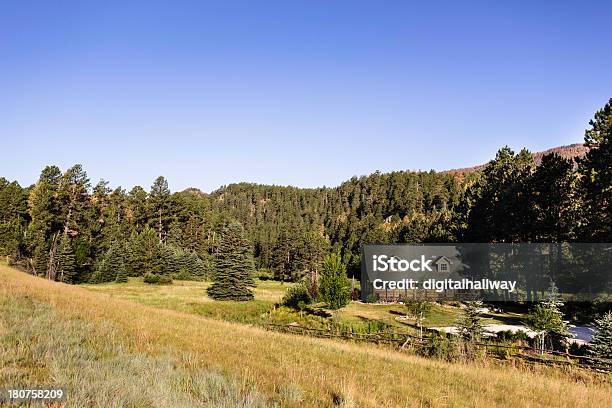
[1,265,610,407]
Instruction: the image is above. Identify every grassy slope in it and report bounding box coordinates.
[1,265,610,407]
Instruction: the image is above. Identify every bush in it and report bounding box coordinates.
[143,273,172,285]
[143,272,160,284]
[256,269,274,281]
[496,330,529,342]
[158,275,172,285]
[418,334,459,362]
[281,285,312,309]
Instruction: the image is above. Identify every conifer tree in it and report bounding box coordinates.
[589,311,612,357]
[578,98,612,242]
[92,242,127,283]
[455,300,485,360]
[529,153,576,241]
[56,237,77,283]
[27,166,62,275]
[149,176,171,242]
[527,282,571,353]
[114,244,129,283]
[126,227,161,275]
[456,301,484,342]
[207,222,255,301]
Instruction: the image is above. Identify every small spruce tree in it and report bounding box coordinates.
[92,242,127,283]
[527,282,571,353]
[57,237,77,283]
[207,222,255,301]
[455,300,484,360]
[589,311,612,357]
[456,301,484,342]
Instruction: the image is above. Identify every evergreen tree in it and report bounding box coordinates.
[0,178,28,258]
[126,227,162,275]
[27,166,62,276]
[127,186,148,232]
[456,301,484,342]
[529,153,577,241]
[455,300,485,360]
[318,250,351,310]
[148,176,171,242]
[462,147,535,242]
[92,242,127,283]
[527,282,571,353]
[578,98,612,242]
[207,222,255,301]
[56,237,77,283]
[589,311,612,357]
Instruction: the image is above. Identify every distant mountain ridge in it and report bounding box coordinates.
[442,143,588,174]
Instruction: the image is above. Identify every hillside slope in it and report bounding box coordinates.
[1,265,610,407]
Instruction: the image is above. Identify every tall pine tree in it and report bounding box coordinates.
[578,98,612,242]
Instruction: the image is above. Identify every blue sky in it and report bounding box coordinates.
[1,1,611,192]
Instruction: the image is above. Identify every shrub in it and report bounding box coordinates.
[173,270,194,281]
[418,334,459,362]
[496,330,529,342]
[143,273,173,285]
[281,285,312,309]
[143,272,160,284]
[157,275,172,285]
[256,269,274,281]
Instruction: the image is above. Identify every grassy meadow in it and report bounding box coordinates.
[1,264,611,407]
[81,277,515,332]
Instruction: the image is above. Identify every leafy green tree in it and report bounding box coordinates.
[589,311,612,357]
[318,251,351,310]
[578,98,612,242]
[207,222,255,301]
[405,300,432,339]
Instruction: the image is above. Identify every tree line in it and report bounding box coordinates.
[0,99,609,284]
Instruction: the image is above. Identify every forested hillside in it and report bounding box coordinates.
[0,99,610,283]
[443,143,589,174]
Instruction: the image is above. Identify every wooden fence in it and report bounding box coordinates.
[264,323,612,372]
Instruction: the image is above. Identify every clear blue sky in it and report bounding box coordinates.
[1,1,611,192]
